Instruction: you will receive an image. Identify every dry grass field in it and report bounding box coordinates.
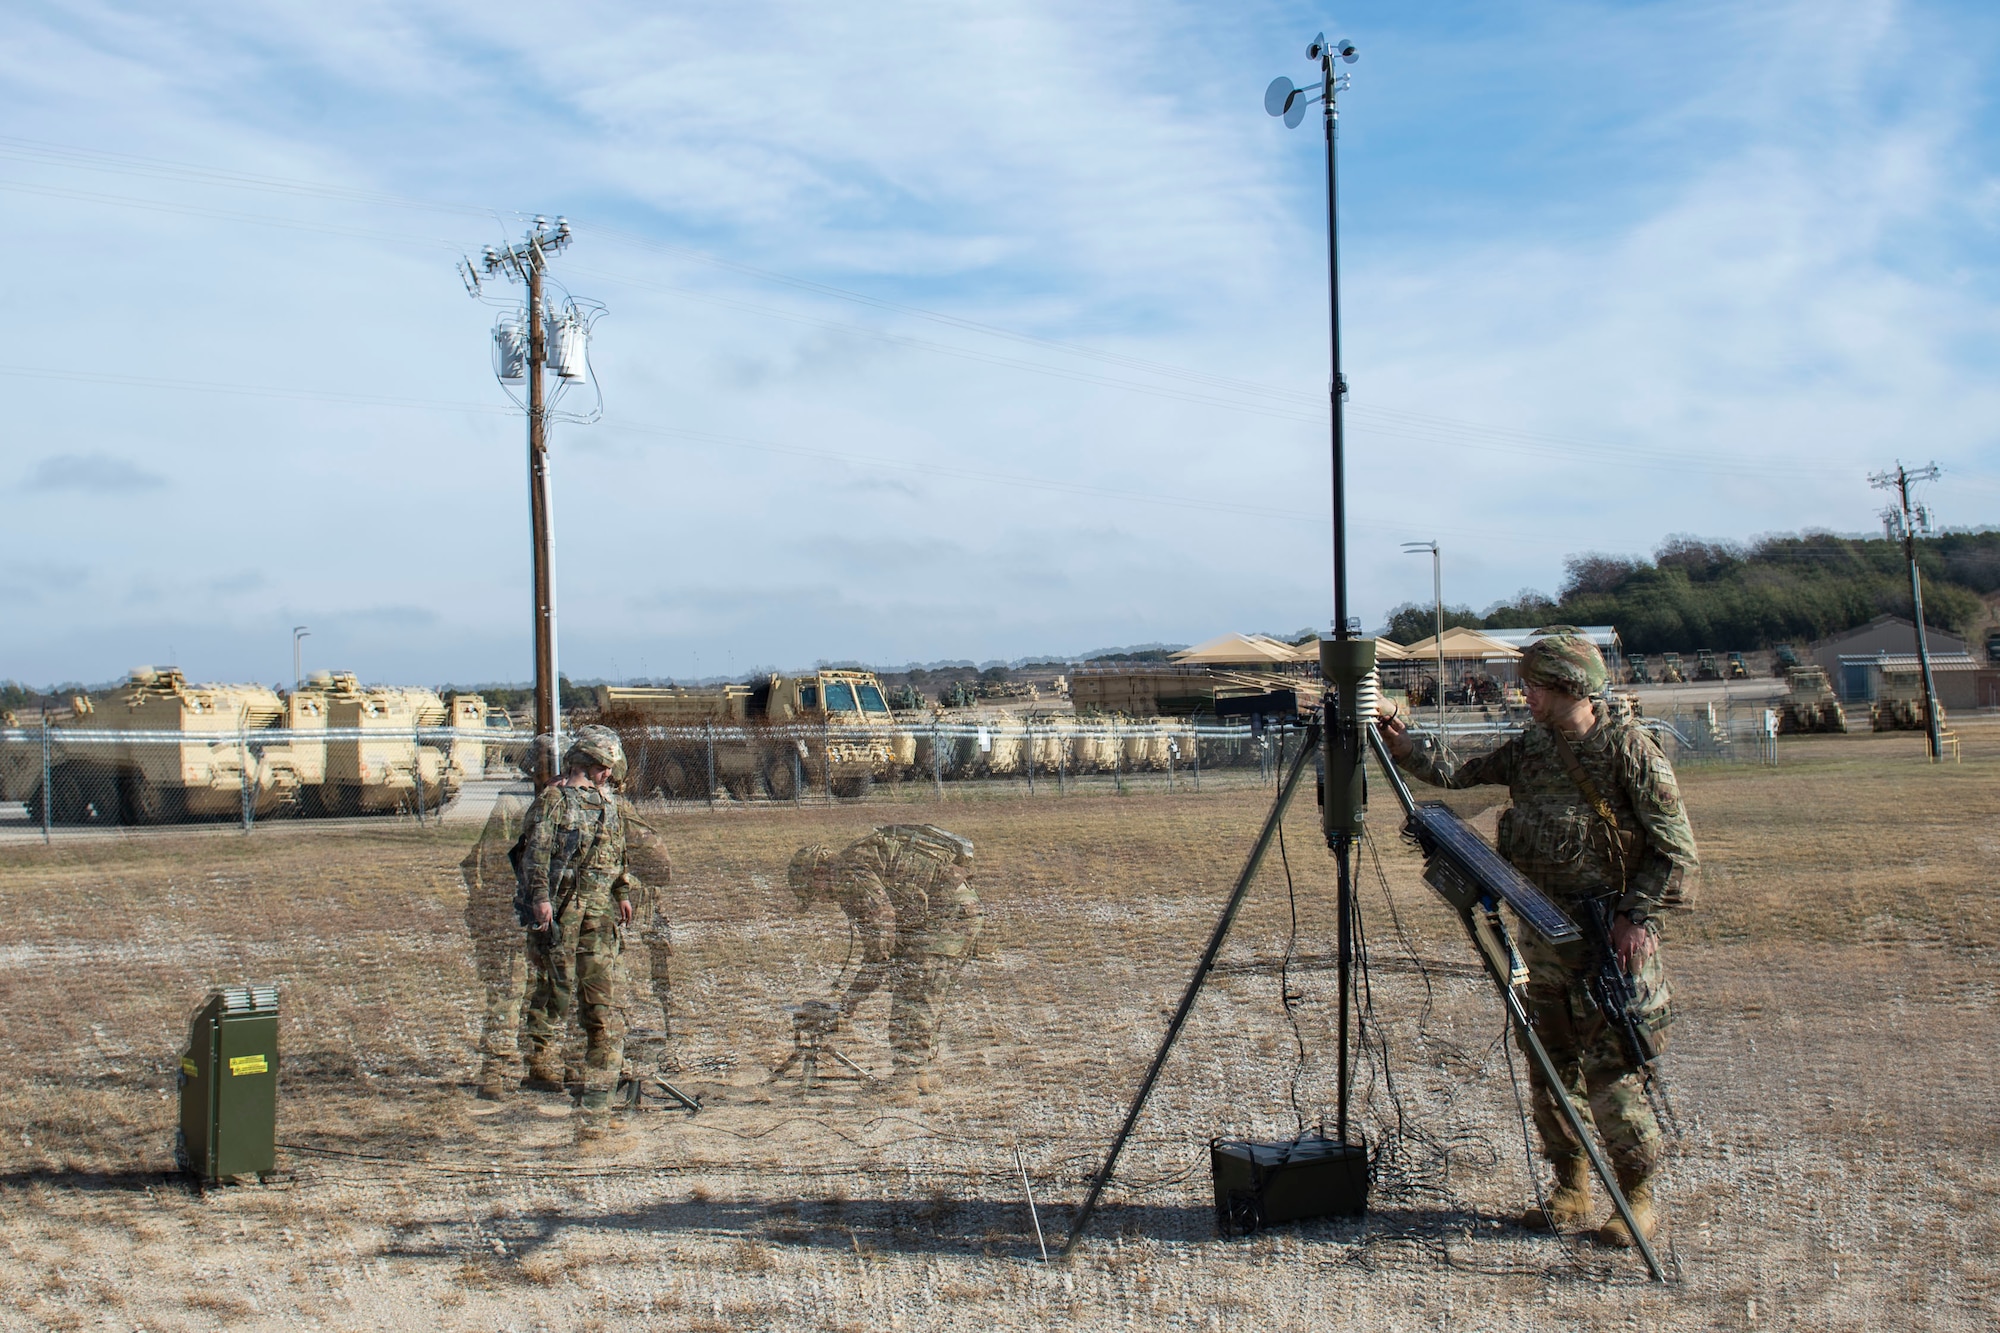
[1,722,1997,1330]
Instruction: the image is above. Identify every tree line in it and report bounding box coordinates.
[1381,529,2000,655]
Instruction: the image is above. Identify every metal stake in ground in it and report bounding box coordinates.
[1060,724,1320,1256]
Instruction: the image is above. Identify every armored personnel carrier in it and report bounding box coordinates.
[288,671,484,815]
[0,669,289,824]
[1870,670,1944,732]
[1777,667,1848,734]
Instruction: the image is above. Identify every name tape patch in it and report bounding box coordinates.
[228,1054,269,1076]
[181,1057,197,1076]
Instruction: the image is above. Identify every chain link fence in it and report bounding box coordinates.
[0,700,1803,840]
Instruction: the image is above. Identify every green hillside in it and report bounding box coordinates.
[1382,530,2000,655]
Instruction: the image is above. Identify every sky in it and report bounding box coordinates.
[4,0,1998,688]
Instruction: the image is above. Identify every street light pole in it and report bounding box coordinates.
[1403,542,1442,729]
[292,626,310,691]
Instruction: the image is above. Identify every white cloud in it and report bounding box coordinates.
[0,0,1995,685]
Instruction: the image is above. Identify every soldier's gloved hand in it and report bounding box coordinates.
[617,899,634,926]
[1375,698,1412,758]
[533,899,554,929]
[1612,913,1656,969]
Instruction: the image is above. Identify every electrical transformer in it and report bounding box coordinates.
[176,984,279,1182]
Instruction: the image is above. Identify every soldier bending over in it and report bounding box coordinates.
[786,824,983,1089]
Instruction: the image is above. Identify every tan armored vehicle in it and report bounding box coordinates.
[595,668,900,800]
[0,668,290,824]
[1777,667,1848,734]
[1870,670,1944,732]
[288,671,485,815]
[0,667,485,824]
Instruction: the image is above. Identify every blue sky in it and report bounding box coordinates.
[4,0,1997,687]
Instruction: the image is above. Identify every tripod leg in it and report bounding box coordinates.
[650,1078,702,1113]
[1471,911,1666,1282]
[825,1045,873,1079]
[1059,723,1321,1258]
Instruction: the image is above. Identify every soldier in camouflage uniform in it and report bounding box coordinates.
[1378,631,1697,1249]
[516,726,660,1114]
[462,782,538,1099]
[787,825,982,1087]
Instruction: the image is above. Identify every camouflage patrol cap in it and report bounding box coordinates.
[1520,628,1607,698]
[563,724,627,782]
[787,843,837,908]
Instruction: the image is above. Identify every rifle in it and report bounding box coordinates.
[1578,896,1659,1072]
[511,825,584,947]
[1366,723,1666,1283]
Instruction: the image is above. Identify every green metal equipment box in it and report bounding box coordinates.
[177,984,279,1182]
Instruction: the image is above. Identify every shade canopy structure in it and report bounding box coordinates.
[1171,634,1304,666]
[1398,627,1523,662]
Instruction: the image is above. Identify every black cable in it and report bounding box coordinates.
[1273,791,1310,1138]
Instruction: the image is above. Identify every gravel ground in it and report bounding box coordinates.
[1,721,1995,1330]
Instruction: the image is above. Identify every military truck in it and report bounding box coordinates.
[1776,667,1848,734]
[594,669,903,801]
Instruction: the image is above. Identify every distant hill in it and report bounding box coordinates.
[1382,529,2000,655]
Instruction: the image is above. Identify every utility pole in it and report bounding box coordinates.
[468,218,573,787]
[1403,541,1443,728]
[1869,462,1944,762]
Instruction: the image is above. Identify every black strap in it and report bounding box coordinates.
[1547,726,1630,894]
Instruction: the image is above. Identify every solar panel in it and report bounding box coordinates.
[1407,803,1580,945]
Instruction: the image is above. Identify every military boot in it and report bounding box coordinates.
[1519,1155,1592,1231]
[1595,1166,1662,1249]
[520,1048,565,1093]
[574,1088,632,1148]
[474,1061,512,1102]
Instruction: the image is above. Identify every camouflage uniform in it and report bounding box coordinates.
[459,788,536,1090]
[613,796,676,1077]
[517,781,636,1094]
[1396,690,1697,1181]
[804,825,982,1071]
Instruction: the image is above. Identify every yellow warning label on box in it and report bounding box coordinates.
[181,1057,197,1076]
[228,1054,269,1076]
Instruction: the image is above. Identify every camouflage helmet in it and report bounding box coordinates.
[787,843,837,907]
[1520,628,1607,698]
[563,724,627,782]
